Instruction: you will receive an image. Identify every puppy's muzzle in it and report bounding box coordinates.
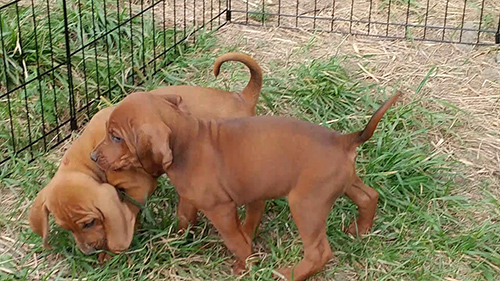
[79,244,97,255]
[90,151,98,162]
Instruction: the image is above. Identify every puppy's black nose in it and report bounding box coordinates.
[90,151,98,162]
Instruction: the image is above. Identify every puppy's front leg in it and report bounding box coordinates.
[177,197,198,232]
[241,200,266,243]
[202,202,253,275]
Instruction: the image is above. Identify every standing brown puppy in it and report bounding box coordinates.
[92,91,400,280]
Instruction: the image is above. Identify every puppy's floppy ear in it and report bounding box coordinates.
[94,183,136,253]
[134,123,173,172]
[29,185,52,250]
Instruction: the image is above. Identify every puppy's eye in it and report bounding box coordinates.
[111,135,122,143]
[83,219,95,229]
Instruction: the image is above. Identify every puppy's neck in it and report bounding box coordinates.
[165,113,217,171]
[169,113,202,155]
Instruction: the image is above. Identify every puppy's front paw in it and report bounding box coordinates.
[273,267,292,280]
[231,259,248,275]
[177,220,189,234]
[42,242,53,251]
[97,252,112,264]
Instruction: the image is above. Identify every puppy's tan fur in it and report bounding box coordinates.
[29,53,263,260]
[92,91,401,280]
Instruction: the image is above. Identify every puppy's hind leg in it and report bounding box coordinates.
[344,175,379,236]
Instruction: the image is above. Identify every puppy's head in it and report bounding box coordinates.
[91,92,185,175]
[29,172,136,255]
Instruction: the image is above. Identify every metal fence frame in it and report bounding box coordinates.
[0,0,499,172]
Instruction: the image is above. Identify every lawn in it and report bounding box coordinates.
[1,0,499,280]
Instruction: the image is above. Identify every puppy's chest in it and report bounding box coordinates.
[167,160,222,199]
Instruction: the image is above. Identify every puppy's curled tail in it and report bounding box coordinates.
[213,52,263,108]
[345,91,402,148]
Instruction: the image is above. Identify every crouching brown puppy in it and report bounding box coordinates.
[91,91,401,279]
[28,52,264,261]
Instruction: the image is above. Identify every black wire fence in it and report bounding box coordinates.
[0,0,498,172]
[229,0,500,45]
[0,0,228,170]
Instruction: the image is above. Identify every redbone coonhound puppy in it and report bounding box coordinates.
[91,91,401,280]
[29,52,263,261]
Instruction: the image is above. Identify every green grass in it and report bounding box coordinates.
[248,4,271,23]
[1,1,500,281]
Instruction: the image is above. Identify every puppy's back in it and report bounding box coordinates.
[214,116,340,200]
[149,86,253,119]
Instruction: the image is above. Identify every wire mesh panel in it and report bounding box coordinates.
[228,0,500,45]
[0,0,228,170]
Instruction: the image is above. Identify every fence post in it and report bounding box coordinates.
[496,14,500,44]
[226,0,231,22]
[61,0,78,130]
